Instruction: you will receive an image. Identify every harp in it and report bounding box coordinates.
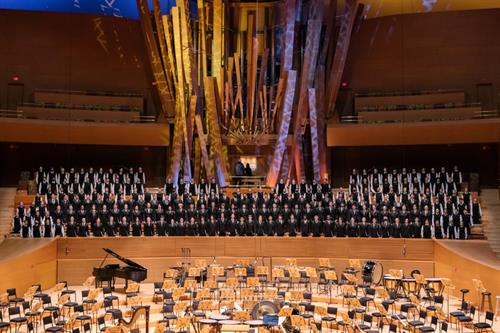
[118,305,150,333]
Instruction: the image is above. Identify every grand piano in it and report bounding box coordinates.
[93,248,147,289]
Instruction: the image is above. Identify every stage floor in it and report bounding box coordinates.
[10,282,498,333]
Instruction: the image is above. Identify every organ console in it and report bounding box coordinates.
[93,248,147,289]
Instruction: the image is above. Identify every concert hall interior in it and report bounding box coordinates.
[0,0,500,333]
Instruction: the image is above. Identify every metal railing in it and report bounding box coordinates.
[340,109,499,124]
[20,102,142,112]
[0,109,158,123]
[356,102,482,113]
[354,88,464,98]
[34,88,143,98]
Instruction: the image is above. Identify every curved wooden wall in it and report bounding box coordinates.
[0,239,57,293]
[1,237,499,305]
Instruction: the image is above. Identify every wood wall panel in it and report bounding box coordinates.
[345,9,500,101]
[355,92,466,109]
[55,237,435,284]
[327,119,500,147]
[0,239,57,293]
[434,241,500,306]
[0,119,169,146]
[5,238,497,295]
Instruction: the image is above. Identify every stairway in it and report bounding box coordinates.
[481,189,500,258]
[0,187,17,240]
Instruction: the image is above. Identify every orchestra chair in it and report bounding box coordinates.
[457,305,476,333]
[287,291,304,308]
[203,280,218,299]
[125,283,140,305]
[255,266,270,290]
[371,302,390,325]
[246,277,261,296]
[305,267,318,293]
[271,268,288,291]
[341,285,357,307]
[209,267,226,288]
[82,289,100,313]
[187,268,202,289]
[172,288,186,302]
[348,298,366,316]
[234,268,247,288]
[73,304,92,333]
[314,305,330,331]
[359,288,376,311]
[473,311,494,333]
[24,300,42,326]
[103,299,122,324]
[102,287,120,310]
[347,259,362,274]
[0,311,9,333]
[290,315,309,333]
[287,267,301,290]
[42,315,63,333]
[337,310,355,333]
[171,316,191,333]
[60,282,77,303]
[192,300,213,320]
[375,286,396,314]
[441,278,456,316]
[6,289,25,307]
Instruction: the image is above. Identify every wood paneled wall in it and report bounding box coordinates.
[434,241,500,305]
[327,119,500,147]
[2,237,498,305]
[0,119,169,146]
[56,237,434,284]
[0,239,57,293]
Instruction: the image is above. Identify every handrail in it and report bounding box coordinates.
[34,88,143,98]
[19,102,141,112]
[357,102,482,112]
[340,109,499,124]
[354,88,464,98]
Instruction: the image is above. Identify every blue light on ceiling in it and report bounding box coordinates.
[0,0,194,20]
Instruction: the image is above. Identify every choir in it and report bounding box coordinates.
[13,166,479,240]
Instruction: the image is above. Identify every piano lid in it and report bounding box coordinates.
[102,248,147,270]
